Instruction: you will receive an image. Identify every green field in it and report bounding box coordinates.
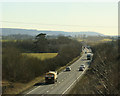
[22,53,58,60]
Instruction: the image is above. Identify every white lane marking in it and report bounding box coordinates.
[59,82,60,83]
[46,90,49,93]
[62,68,87,95]
[25,86,42,95]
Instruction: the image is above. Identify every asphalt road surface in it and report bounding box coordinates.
[23,50,92,95]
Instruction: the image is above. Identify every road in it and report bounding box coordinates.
[23,49,92,95]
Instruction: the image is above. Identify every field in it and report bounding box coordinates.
[0,40,17,42]
[22,53,58,60]
[100,39,112,42]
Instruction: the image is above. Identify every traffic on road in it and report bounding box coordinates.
[23,46,93,95]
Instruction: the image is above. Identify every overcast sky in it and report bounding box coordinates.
[0,1,118,36]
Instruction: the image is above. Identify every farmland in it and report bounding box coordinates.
[22,53,58,60]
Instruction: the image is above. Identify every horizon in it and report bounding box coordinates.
[1,27,118,36]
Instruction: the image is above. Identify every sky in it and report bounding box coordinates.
[0,0,119,36]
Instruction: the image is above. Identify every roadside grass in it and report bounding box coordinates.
[2,76,45,95]
[22,53,58,60]
[2,53,81,95]
[69,74,90,94]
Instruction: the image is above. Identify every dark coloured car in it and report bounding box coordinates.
[79,66,84,71]
[65,67,71,71]
[87,54,91,60]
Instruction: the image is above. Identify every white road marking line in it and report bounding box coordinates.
[61,68,87,95]
[59,82,60,83]
[24,86,42,95]
[46,90,49,93]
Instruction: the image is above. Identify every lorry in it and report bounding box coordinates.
[45,71,58,84]
[87,54,91,60]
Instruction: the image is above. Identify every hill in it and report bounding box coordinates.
[1,28,104,36]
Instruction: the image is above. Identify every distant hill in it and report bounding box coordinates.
[1,28,105,36]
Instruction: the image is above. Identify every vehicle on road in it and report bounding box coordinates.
[87,54,91,60]
[65,67,71,71]
[80,64,85,68]
[79,66,84,71]
[45,71,58,84]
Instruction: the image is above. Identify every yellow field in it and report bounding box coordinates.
[0,40,17,42]
[22,53,58,60]
[101,39,112,42]
[77,39,83,42]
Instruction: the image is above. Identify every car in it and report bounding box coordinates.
[79,66,84,71]
[65,67,71,71]
[80,64,85,68]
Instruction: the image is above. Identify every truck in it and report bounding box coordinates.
[87,54,91,60]
[45,71,58,84]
